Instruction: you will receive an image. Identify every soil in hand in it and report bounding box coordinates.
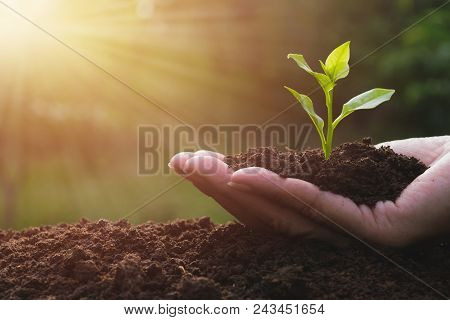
[223,139,427,206]
[0,218,448,299]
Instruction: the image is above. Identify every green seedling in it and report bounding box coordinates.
[285,41,395,159]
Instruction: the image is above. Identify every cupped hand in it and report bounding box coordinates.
[169,136,450,246]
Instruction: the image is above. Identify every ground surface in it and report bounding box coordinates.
[0,218,448,299]
[224,140,427,206]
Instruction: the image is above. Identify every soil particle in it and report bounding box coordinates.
[176,276,223,300]
[0,218,448,299]
[71,260,99,281]
[262,266,308,299]
[223,140,427,206]
[113,253,145,291]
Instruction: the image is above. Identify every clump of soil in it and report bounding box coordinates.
[223,139,427,206]
[0,218,448,299]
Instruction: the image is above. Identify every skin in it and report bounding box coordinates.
[169,136,450,247]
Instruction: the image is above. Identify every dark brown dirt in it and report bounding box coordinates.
[0,218,448,299]
[223,139,427,206]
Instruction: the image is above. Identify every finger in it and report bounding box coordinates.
[180,155,266,227]
[395,153,450,237]
[230,167,370,238]
[180,155,269,229]
[183,155,232,194]
[168,152,193,174]
[193,150,225,160]
[376,136,449,166]
[169,151,225,174]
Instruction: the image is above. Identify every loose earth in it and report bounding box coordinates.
[0,218,448,299]
[224,139,427,206]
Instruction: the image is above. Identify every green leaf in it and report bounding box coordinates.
[287,54,334,92]
[314,73,334,93]
[287,53,313,73]
[319,60,328,76]
[333,88,395,129]
[342,88,395,113]
[284,86,326,143]
[325,41,350,82]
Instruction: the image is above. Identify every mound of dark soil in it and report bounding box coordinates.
[223,139,427,206]
[0,218,448,299]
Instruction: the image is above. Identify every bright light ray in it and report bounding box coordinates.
[0,0,306,227]
[0,0,274,124]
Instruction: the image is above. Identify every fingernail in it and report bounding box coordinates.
[227,181,252,192]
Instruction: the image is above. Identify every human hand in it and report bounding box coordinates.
[169,136,450,246]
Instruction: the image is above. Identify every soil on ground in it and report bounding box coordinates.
[0,218,448,299]
[223,139,427,206]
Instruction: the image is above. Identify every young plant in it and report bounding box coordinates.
[284,41,395,159]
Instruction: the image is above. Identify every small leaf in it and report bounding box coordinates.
[325,41,350,82]
[287,54,313,74]
[342,88,395,114]
[333,88,395,128]
[319,60,328,76]
[284,86,325,139]
[288,54,334,92]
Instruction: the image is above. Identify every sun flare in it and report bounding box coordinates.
[0,0,57,49]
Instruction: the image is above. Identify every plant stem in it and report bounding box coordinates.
[324,90,334,159]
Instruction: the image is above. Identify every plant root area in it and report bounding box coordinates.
[224,140,427,206]
[0,218,448,299]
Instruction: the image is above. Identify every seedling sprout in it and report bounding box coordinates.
[285,41,395,159]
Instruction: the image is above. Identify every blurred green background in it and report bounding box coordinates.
[0,0,449,229]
